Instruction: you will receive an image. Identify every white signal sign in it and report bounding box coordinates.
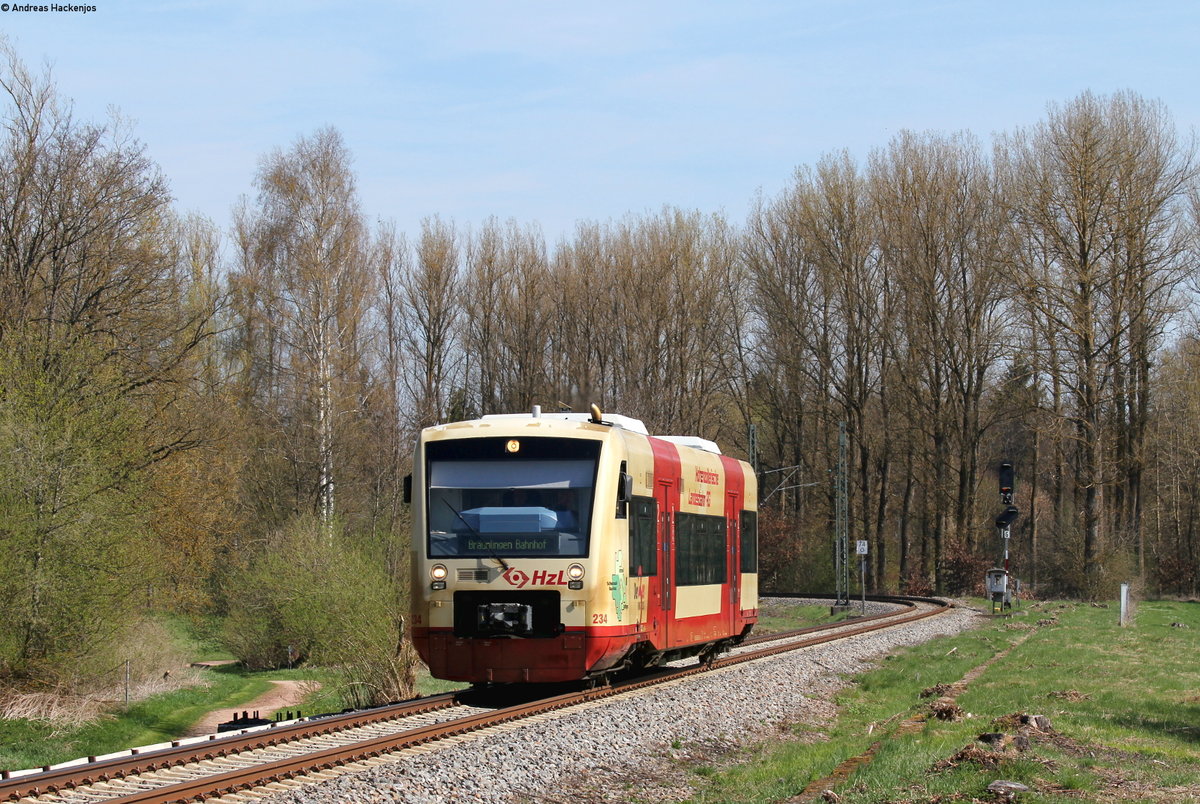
[856,540,868,555]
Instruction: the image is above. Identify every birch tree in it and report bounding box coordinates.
[235,127,374,539]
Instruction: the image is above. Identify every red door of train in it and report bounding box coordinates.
[721,455,747,638]
[656,478,674,649]
[650,437,682,650]
[727,490,740,638]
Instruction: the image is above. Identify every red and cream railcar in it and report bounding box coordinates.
[410,407,758,684]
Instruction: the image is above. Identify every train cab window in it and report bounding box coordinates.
[740,510,758,573]
[676,512,726,586]
[629,497,657,577]
[424,437,600,558]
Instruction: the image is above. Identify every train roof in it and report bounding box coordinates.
[481,411,649,434]
[653,435,722,455]
[477,409,722,455]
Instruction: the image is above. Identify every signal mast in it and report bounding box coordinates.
[987,463,1019,613]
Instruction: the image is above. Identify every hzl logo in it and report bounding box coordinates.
[502,568,566,588]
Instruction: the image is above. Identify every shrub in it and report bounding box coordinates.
[221,516,416,704]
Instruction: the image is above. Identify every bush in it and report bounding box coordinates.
[221,516,416,704]
[0,615,194,725]
[0,340,152,686]
[942,537,991,596]
[758,507,834,593]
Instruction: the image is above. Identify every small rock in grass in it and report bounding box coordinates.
[987,779,1030,800]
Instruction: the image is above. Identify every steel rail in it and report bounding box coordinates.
[742,593,921,646]
[714,596,948,670]
[0,692,461,802]
[6,595,951,804]
[74,687,622,804]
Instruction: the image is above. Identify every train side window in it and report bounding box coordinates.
[629,496,657,576]
[713,517,726,572]
[740,510,758,573]
[676,512,726,586]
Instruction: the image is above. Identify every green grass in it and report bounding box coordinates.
[157,613,236,663]
[416,671,467,697]
[0,661,461,772]
[755,600,854,634]
[681,600,1200,803]
[0,669,277,771]
[0,605,468,774]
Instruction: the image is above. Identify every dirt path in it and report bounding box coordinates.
[184,679,316,737]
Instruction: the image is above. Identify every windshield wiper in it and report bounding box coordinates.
[442,499,510,572]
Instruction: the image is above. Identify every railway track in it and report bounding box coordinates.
[1,595,951,804]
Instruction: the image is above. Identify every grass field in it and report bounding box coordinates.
[680,599,1200,803]
[754,598,857,634]
[4,598,1197,804]
[0,614,460,774]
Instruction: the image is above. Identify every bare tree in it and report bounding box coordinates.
[462,219,510,416]
[494,221,552,412]
[400,216,463,428]
[744,181,830,517]
[1149,337,1200,595]
[997,91,1194,595]
[372,222,412,536]
[871,131,1007,592]
[614,209,733,436]
[551,222,619,412]
[746,153,893,586]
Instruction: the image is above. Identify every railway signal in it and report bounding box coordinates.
[995,505,1019,528]
[999,462,1014,505]
[988,463,1020,613]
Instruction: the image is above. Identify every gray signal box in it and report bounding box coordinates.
[986,567,1019,611]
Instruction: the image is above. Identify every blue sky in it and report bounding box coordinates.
[2,1,1197,244]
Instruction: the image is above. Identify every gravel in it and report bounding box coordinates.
[263,599,984,804]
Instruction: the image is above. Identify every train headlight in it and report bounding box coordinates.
[567,563,585,590]
[430,564,448,590]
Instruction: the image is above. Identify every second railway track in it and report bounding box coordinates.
[3,595,963,804]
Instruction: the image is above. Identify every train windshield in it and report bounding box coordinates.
[425,437,601,558]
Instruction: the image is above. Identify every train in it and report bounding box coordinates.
[409,405,758,684]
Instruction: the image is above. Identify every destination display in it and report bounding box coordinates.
[459,534,556,555]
